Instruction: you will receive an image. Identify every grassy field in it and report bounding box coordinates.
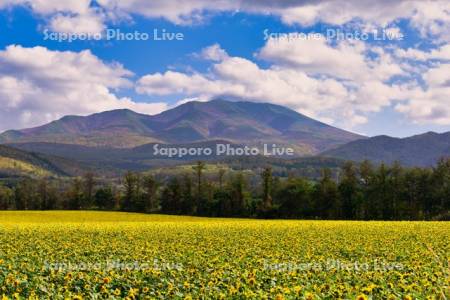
[0,157,52,177]
[0,212,448,299]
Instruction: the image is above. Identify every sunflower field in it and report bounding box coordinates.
[0,211,449,299]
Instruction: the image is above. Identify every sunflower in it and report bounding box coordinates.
[100,285,108,293]
[248,277,256,285]
[356,294,368,300]
[305,292,314,300]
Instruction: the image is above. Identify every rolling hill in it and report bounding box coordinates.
[0,145,94,178]
[8,141,346,176]
[0,100,364,155]
[322,131,450,167]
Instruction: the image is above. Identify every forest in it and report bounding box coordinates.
[0,158,449,220]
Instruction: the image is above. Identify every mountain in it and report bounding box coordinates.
[0,145,92,178]
[322,132,450,167]
[0,100,364,155]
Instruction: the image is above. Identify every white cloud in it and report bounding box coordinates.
[424,64,450,87]
[409,1,450,42]
[0,0,103,34]
[395,63,450,125]
[136,38,422,128]
[201,44,229,62]
[395,44,450,61]
[49,11,105,35]
[30,0,90,14]
[136,38,450,128]
[1,0,449,40]
[93,0,449,30]
[136,41,397,128]
[0,45,167,131]
[259,36,373,81]
[95,0,234,25]
[259,36,450,125]
[98,0,449,42]
[395,48,430,61]
[0,0,91,14]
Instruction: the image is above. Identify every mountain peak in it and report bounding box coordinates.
[420,131,439,136]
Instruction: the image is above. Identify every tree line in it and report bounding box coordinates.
[0,159,449,220]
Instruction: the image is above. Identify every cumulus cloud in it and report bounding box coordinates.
[94,0,449,30]
[49,11,105,35]
[258,36,404,83]
[0,0,91,14]
[136,38,418,129]
[0,45,167,131]
[95,0,232,25]
[409,1,450,42]
[200,44,229,62]
[396,44,450,61]
[395,63,450,125]
[0,0,103,34]
[1,0,449,40]
[96,0,450,42]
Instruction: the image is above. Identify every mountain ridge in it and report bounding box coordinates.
[322,131,450,167]
[0,99,364,155]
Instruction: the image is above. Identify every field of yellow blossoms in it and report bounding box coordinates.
[0,211,449,299]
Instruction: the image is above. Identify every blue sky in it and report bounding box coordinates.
[0,1,449,137]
